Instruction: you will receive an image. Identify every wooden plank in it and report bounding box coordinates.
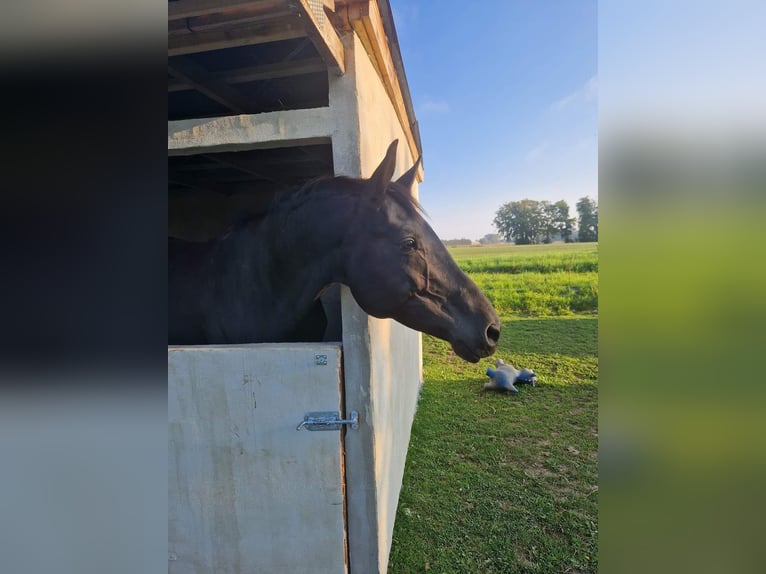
[286,0,345,74]
[168,57,254,113]
[168,344,347,573]
[168,18,306,56]
[168,5,293,35]
[349,16,382,92]
[168,57,326,92]
[168,0,285,21]
[348,0,420,171]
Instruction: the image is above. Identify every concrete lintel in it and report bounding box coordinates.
[168,107,333,156]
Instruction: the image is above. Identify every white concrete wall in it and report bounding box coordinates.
[333,32,422,574]
[168,344,347,574]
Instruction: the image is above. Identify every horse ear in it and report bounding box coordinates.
[369,140,399,194]
[395,156,422,194]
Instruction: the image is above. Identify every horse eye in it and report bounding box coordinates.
[401,238,417,252]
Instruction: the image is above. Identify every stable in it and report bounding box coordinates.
[168,2,424,572]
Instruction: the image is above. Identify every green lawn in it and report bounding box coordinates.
[449,242,596,259]
[388,243,598,573]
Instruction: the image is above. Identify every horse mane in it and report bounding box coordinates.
[284,175,426,218]
[221,173,426,237]
[386,180,428,218]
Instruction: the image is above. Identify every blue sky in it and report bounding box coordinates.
[599,0,766,133]
[392,0,598,240]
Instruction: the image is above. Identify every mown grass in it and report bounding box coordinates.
[388,243,598,573]
[453,244,598,275]
[452,243,599,317]
[474,271,598,316]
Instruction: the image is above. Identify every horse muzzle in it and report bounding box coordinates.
[450,320,501,363]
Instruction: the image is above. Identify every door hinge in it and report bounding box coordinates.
[296,411,359,431]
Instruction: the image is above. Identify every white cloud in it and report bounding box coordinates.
[418,98,450,114]
[551,75,598,111]
[525,140,549,163]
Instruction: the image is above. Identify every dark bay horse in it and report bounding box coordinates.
[169,140,501,362]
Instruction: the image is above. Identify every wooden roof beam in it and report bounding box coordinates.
[168,57,254,114]
[168,4,294,35]
[168,17,306,56]
[168,57,326,92]
[286,0,345,74]
[168,0,288,21]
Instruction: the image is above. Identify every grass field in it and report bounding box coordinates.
[388,242,598,573]
[452,243,598,317]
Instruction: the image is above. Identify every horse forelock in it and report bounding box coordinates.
[385,180,427,219]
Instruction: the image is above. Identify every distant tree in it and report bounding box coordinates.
[442,238,473,247]
[535,200,576,243]
[479,233,503,245]
[553,200,576,242]
[540,201,558,243]
[493,199,544,245]
[576,197,598,242]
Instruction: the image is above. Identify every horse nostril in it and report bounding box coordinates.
[486,324,501,346]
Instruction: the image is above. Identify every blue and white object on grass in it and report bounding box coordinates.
[484,359,537,394]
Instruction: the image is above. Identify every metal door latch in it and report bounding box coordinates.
[296,411,359,431]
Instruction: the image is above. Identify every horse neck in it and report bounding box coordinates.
[273,189,360,276]
[226,189,359,308]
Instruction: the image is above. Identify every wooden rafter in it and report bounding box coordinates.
[168,58,326,92]
[168,5,293,35]
[168,0,344,69]
[168,57,254,113]
[168,0,287,21]
[168,17,306,56]
[286,0,345,74]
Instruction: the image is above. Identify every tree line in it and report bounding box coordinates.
[492,197,597,245]
[443,236,503,246]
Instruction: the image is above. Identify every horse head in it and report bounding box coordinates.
[344,140,501,362]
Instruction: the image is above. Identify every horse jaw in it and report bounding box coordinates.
[388,291,500,363]
[450,340,489,363]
